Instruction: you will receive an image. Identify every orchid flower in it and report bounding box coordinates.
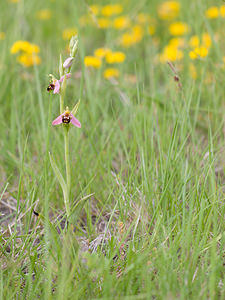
[47,73,72,94]
[52,107,81,128]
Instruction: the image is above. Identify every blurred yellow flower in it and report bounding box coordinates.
[36,9,52,20]
[158,1,180,20]
[89,5,100,16]
[137,13,151,24]
[220,5,225,17]
[189,51,197,59]
[84,56,102,68]
[202,33,211,48]
[101,4,123,17]
[148,25,155,35]
[189,33,211,50]
[120,25,144,47]
[189,33,211,51]
[0,32,5,40]
[169,37,185,48]
[189,35,199,48]
[120,33,134,47]
[104,68,120,79]
[8,0,19,3]
[189,63,197,80]
[131,25,144,42]
[113,16,130,30]
[160,45,183,63]
[205,6,219,19]
[94,48,111,58]
[189,47,208,59]
[169,22,189,36]
[105,51,126,64]
[97,18,111,29]
[63,28,77,40]
[17,54,41,67]
[10,41,40,54]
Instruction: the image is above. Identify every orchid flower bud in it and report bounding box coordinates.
[69,35,79,58]
[63,57,74,69]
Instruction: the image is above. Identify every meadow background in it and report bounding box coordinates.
[0,0,225,299]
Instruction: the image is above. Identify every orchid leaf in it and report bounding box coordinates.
[49,152,68,201]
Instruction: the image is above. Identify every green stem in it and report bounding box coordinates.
[64,126,71,217]
[45,94,52,222]
[60,94,64,115]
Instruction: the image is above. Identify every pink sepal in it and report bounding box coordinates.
[70,114,81,128]
[52,114,63,125]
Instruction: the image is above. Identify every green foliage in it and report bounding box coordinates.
[0,0,225,299]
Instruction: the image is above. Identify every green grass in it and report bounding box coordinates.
[0,0,225,299]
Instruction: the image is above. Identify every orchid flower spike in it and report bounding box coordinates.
[52,107,81,128]
[47,73,72,94]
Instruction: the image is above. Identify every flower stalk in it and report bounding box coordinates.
[64,126,71,216]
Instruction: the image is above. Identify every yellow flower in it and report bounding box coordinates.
[62,28,77,40]
[189,51,197,60]
[189,47,208,59]
[202,33,211,48]
[0,32,5,40]
[84,56,102,68]
[97,18,111,29]
[169,22,189,36]
[105,51,126,64]
[220,5,225,18]
[189,33,211,49]
[120,33,134,47]
[205,6,219,19]
[158,1,180,20]
[131,25,144,43]
[113,16,130,30]
[94,48,111,58]
[10,41,40,54]
[8,0,19,3]
[89,5,100,16]
[189,35,199,48]
[104,68,120,79]
[17,54,41,67]
[119,25,144,47]
[189,63,197,80]
[136,13,151,24]
[101,4,123,17]
[160,45,183,63]
[148,25,155,35]
[169,37,185,48]
[36,9,52,20]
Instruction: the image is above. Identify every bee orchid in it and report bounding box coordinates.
[47,73,72,94]
[52,108,81,128]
